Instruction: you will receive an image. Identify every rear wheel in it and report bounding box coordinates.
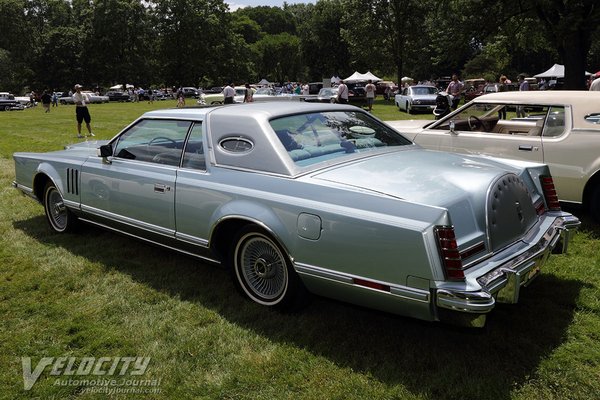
[230,225,306,310]
[43,182,78,233]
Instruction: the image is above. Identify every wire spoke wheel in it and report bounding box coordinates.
[233,230,289,306]
[43,182,76,232]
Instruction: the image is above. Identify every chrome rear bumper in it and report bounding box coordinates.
[436,213,580,325]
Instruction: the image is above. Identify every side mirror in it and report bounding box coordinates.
[97,144,113,157]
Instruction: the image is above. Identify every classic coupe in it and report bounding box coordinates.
[387,91,600,222]
[12,102,579,327]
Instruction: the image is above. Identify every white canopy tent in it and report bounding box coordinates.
[330,76,341,84]
[343,71,382,83]
[534,64,593,78]
[109,84,133,90]
[257,78,270,86]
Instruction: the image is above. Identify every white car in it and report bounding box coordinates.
[199,86,247,105]
[394,85,438,113]
[387,91,600,221]
[59,91,109,104]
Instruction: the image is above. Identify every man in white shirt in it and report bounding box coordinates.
[364,79,376,111]
[223,83,236,104]
[337,80,348,104]
[72,84,94,138]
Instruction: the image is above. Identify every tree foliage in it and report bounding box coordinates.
[0,0,598,92]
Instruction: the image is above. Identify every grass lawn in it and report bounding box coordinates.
[0,101,599,399]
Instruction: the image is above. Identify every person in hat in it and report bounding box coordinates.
[72,84,94,138]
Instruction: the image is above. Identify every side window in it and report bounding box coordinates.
[542,106,566,137]
[113,119,191,166]
[181,123,206,170]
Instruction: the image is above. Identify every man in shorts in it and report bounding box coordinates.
[365,79,376,112]
[72,84,94,138]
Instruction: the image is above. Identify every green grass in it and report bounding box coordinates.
[0,101,599,399]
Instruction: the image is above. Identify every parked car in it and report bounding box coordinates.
[181,87,200,98]
[12,102,579,328]
[394,85,438,113]
[483,82,519,94]
[303,87,339,103]
[59,91,108,104]
[105,91,131,102]
[308,82,323,94]
[387,91,600,221]
[0,92,25,111]
[199,86,247,105]
[251,87,304,103]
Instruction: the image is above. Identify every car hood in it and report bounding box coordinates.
[312,149,508,207]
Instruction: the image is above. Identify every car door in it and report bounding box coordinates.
[413,102,544,164]
[80,119,191,236]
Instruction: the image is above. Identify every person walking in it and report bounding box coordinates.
[72,84,94,138]
[365,79,376,112]
[337,80,349,104]
[40,90,51,113]
[51,91,58,107]
[243,83,253,103]
[446,74,464,110]
[223,82,235,104]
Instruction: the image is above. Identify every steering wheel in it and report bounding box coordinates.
[467,115,487,131]
[148,136,177,147]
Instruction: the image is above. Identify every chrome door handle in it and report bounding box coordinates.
[154,184,170,193]
[519,145,533,151]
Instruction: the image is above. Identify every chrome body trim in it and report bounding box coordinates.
[295,263,431,303]
[436,213,580,314]
[77,217,220,265]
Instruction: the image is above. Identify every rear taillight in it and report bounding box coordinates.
[541,176,561,211]
[435,226,464,280]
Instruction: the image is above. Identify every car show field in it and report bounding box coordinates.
[0,100,598,399]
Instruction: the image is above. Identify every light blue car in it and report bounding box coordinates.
[12,102,580,327]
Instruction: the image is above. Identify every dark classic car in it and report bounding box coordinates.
[12,102,579,327]
[105,91,131,102]
[0,92,25,111]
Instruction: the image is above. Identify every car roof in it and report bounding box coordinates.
[476,90,600,103]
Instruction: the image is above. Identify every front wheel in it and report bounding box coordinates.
[43,182,78,233]
[230,226,306,309]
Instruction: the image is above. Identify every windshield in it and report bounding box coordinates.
[270,111,412,166]
[411,87,437,95]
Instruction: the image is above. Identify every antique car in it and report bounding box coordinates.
[199,86,247,105]
[105,91,131,102]
[394,85,439,113]
[59,91,109,104]
[12,102,579,327]
[250,87,306,103]
[303,87,339,103]
[0,92,25,111]
[387,91,600,221]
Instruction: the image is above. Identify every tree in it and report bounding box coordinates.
[252,33,302,83]
[530,0,600,89]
